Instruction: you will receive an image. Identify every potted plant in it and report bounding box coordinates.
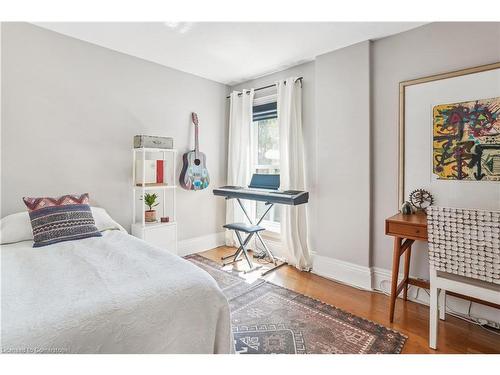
[142,193,159,222]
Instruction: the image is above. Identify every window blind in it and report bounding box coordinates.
[253,102,277,121]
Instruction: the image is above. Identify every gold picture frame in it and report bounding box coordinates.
[398,61,500,206]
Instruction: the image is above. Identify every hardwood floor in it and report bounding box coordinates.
[199,246,500,354]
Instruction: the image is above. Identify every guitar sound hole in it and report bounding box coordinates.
[194,159,201,166]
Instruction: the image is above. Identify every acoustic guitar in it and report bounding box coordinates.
[179,112,210,190]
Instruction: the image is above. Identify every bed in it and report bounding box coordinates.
[0,208,233,354]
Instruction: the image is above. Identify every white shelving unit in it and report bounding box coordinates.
[131,147,178,254]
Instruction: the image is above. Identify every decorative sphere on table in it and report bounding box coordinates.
[401,201,413,215]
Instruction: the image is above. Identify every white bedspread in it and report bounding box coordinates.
[1,231,233,353]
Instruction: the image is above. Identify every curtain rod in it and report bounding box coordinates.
[225,77,303,99]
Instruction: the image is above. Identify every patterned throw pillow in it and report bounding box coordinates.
[23,193,102,247]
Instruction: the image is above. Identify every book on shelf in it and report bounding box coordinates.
[156,160,164,183]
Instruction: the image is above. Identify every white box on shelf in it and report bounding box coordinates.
[131,222,178,255]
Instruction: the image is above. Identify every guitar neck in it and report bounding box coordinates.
[194,123,199,158]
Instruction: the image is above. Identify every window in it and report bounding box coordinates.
[252,99,280,231]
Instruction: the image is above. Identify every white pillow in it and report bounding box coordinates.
[91,207,127,233]
[0,207,126,245]
[0,211,33,244]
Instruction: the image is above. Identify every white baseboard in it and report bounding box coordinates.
[312,254,372,290]
[371,267,404,291]
[177,232,225,257]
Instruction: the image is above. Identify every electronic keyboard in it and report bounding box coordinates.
[213,186,309,206]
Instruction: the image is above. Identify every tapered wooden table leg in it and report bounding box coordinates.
[403,246,412,300]
[389,237,402,323]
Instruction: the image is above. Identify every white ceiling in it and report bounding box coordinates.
[34,22,426,85]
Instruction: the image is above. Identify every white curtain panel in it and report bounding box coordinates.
[225,89,255,246]
[277,78,312,270]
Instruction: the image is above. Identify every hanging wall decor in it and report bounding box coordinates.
[432,96,499,181]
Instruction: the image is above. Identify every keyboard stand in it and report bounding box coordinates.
[222,197,287,275]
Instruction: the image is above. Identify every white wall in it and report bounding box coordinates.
[1,23,229,242]
[315,41,371,267]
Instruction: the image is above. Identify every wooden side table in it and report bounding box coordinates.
[385,212,428,323]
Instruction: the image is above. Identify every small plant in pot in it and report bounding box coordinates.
[142,193,159,223]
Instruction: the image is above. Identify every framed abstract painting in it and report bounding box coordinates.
[432,96,499,182]
[398,62,500,209]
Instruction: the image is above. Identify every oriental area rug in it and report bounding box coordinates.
[185,254,407,354]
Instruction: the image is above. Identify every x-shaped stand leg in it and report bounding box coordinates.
[235,198,277,265]
[223,197,286,274]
